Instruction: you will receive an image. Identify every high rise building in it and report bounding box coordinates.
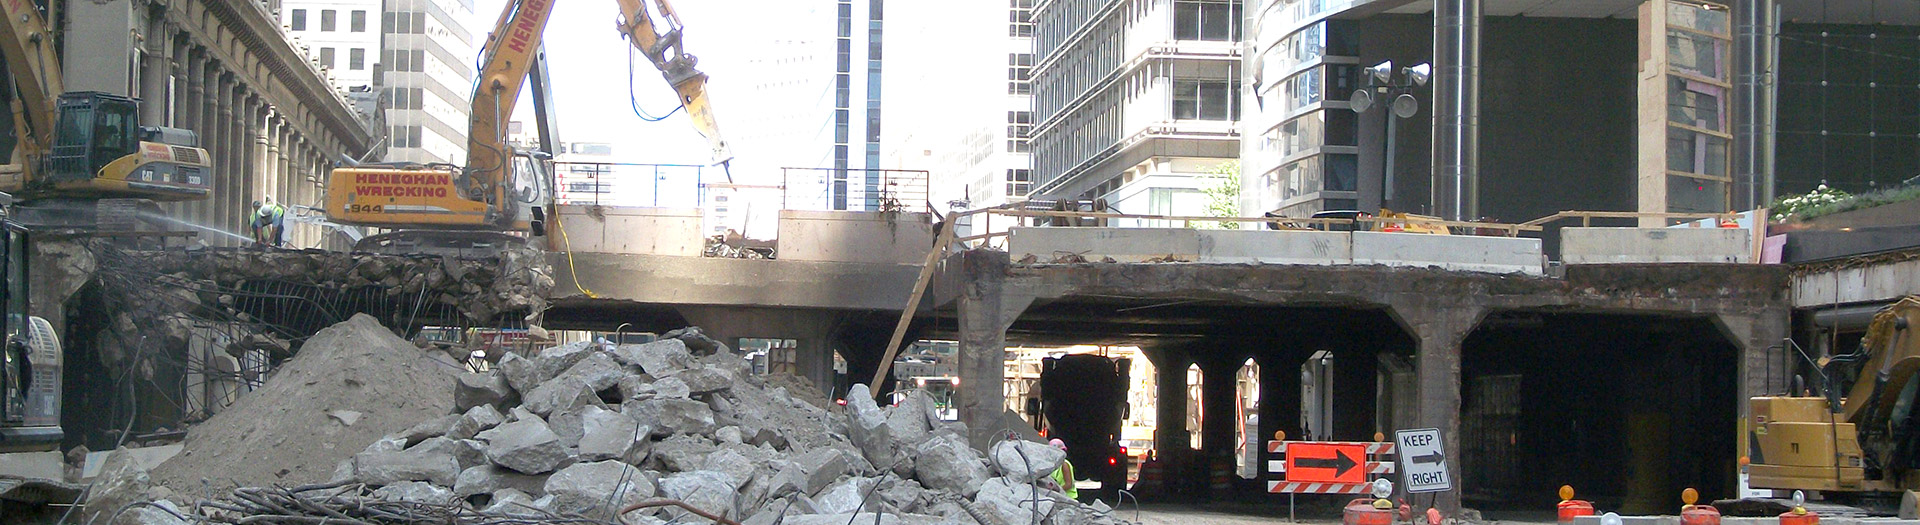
[279,0,381,90]
[833,0,887,210]
[879,0,1034,211]
[1026,0,1243,223]
[280,0,475,164]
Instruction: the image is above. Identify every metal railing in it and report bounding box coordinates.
[779,167,932,214]
[551,161,715,207]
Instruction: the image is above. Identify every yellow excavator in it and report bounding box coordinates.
[0,0,212,227]
[325,0,727,254]
[1750,296,1920,502]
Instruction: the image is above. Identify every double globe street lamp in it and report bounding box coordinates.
[1349,61,1430,210]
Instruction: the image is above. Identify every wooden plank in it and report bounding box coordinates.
[866,220,957,395]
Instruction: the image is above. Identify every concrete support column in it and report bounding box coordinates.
[1256,346,1307,488]
[954,250,1032,449]
[1431,0,1482,221]
[250,102,269,207]
[184,51,207,226]
[1714,308,1791,403]
[674,306,847,396]
[1388,300,1484,513]
[1196,354,1241,457]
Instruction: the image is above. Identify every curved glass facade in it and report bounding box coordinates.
[1242,0,1369,216]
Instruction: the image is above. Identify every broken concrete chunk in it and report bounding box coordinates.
[884,390,939,448]
[715,426,745,445]
[627,397,717,437]
[476,418,570,475]
[794,448,852,496]
[973,476,1060,525]
[546,403,605,449]
[875,479,933,515]
[497,352,541,394]
[844,384,896,472]
[676,367,736,394]
[398,413,478,446]
[543,460,655,519]
[453,464,550,497]
[812,477,878,514]
[659,470,739,524]
[661,326,722,355]
[351,447,460,486]
[409,436,488,471]
[617,375,657,401]
[700,448,756,491]
[327,410,362,427]
[613,338,693,377]
[780,514,960,525]
[650,435,719,473]
[481,488,543,517]
[363,436,407,453]
[454,371,516,413]
[117,500,191,525]
[913,433,989,498]
[987,439,1064,483]
[533,341,600,382]
[371,480,454,504]
[462,404,506,431]
[578,409,649,463]
[521,353,624,416]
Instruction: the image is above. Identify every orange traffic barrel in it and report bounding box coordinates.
[1345,498,1396,525]
[1208,456,1232,493]
[1682,505,1721,525]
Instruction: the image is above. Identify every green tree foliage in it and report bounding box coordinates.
[1202,161,1241,230]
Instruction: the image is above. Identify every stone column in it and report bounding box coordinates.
[139,23,170,125]
[183,51,206,227]
[954,250,1031,450]
[217,75,239,240]
[250,101,269,206]
[1387,299,1484,513]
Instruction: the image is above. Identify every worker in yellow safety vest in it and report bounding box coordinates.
[1048,438,1078,500]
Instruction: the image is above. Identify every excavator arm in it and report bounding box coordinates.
[1833,297,1920,472]
[0,0,62,168]
[464,0,729,215]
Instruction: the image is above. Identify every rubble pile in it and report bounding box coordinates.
[145,314,462,501]
[103,318,1123,525]
[136,245,554,326]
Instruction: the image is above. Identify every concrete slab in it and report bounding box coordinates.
[1197,230,1351,265]
[1009,227,1202,263]
[1792,257,1920,307]
[778,210,934,264]
[0,451,64,480]
[80,444,183,481]
[555,206,705,257]
[1351,231,1544,275]
[1562,227,1753,264]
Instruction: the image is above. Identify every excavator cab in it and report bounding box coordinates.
[38,92,209,201]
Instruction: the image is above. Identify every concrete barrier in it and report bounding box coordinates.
[1351,231,1544,275]
[1561,227,1753,264]
[778,210,936,264]
[1198,229,1351,265]
[555,205,705,257]
[1008,227,1202,263]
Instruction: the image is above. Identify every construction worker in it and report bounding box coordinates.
[250,197,285,247]
[1048,438,1078,501]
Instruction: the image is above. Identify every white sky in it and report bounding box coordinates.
[469,0,768,178]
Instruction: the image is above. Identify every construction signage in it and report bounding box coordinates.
[1395,428,1452,493]
[1266,440,1396,494]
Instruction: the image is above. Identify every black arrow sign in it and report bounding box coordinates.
[1412,451,1445,465]
[1294,449,1360,477]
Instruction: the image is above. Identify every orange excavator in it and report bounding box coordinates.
[324,0,728,254]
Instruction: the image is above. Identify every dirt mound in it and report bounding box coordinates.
[148,314,458,499]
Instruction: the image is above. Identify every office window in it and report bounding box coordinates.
[290,9,306,30]
[351,10,367,32]
[318,47,336,68]
[349,48,366,70]
[1174,1,1239,41]
[412,12,425,33]
[1173,80,1234,120]
[321,9,336,31]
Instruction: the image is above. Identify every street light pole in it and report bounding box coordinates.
[1351,61,1430,212]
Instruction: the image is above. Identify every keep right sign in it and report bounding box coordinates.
[1396,428,1452,493]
